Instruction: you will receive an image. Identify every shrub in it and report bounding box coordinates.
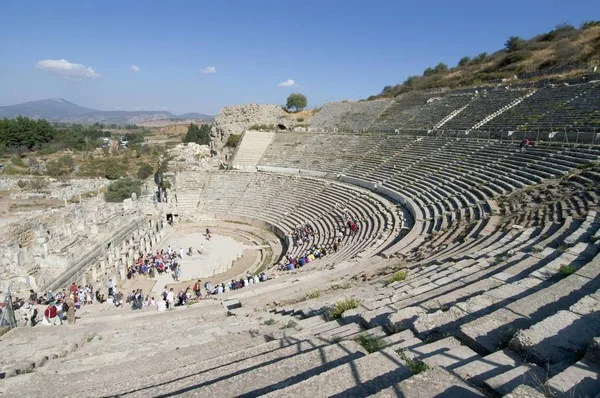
[499,51,531,68]
[329,298,361,319]
[458,56,471,67]
[105,161,126,180]
[559,264,577,276]
[283,320,299,329]
[58,155,74,169]
[225,134,241,148]
[397,348,429,374]
[306,290,321,300]
[10,157,26,167]
[104,178,141,202]
[505,36,525,52]
[263,318,276,326]
[46,160,70,177]
[29,178,48,191]
[249,124,276,131]
[136,163,154,180]
[387,271,407,285]
[357,334,384,353]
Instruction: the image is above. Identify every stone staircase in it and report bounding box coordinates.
[433,101,472,130]
[231,130,275,170]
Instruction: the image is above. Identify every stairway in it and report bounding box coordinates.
[433,101,473,130]
[468,90,536,132]
[231,130,276,170]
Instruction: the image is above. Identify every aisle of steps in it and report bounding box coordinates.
[2,300,493,397]
[231,130,276,170]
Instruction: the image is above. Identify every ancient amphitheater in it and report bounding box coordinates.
[2,77,600,397]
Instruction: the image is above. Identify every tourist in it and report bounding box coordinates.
[199,244,204,254]
[42,302,61,326]
[65,296,76,324]
[108,279,115,297]
[193,279,202,298]
[179,247,184,259]
[166,288,175,308]
[157,298,166,312]
[19,301,37,327]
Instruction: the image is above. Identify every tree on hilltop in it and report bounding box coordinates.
[433,62,449,74]
[286,93,307,112]
[505,36,525,52]
[458,56,471,67]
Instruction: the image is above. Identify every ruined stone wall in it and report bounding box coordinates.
[211,104,289,146]
[0,198,166,297]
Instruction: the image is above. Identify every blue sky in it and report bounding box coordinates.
[0,0,598,115]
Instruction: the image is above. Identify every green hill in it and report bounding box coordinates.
[371,21,600,99]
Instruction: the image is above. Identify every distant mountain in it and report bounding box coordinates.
[0,98,213,125]
[175,112,213,120]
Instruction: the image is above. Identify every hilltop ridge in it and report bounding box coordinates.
[371,21,600,99]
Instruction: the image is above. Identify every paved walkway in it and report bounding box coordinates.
[151,232,244,292]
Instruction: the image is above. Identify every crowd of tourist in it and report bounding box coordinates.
[11,282,97,327]
[126,245,183,282]
[281,217,358,271]
[9,230,277,327]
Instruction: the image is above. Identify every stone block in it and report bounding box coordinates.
[394,367,485,398]
[223,299,242,311]
[510,309,600,364]
[386,307,426,333]
[586,337,600,365]
[546,359,600,398]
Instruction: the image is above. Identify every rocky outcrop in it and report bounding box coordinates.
[211,104,288,146]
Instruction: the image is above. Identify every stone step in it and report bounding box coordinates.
[263,347,412,397]
[399,336,481,371]
[545,358,600,398]
[454,348,546,395]
[121,340,366,397]
[8,336,332,396]
[509,289,600,366]
[372,366,485,397]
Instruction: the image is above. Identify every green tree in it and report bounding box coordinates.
[458,56,471,67]
[505,36,525,52]
[136,162,154,179]
[183,123,211,145]
[471,52,488,64]
[381,85,393,95]
[433,62,449,74]
[403,76,419,87]
[104,178,141,202]
[286,93,307,112]
[423,67,435,77]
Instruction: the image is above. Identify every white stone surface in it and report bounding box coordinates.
[152,232,244,291]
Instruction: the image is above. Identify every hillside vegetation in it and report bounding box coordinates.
[372,21,600,99]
